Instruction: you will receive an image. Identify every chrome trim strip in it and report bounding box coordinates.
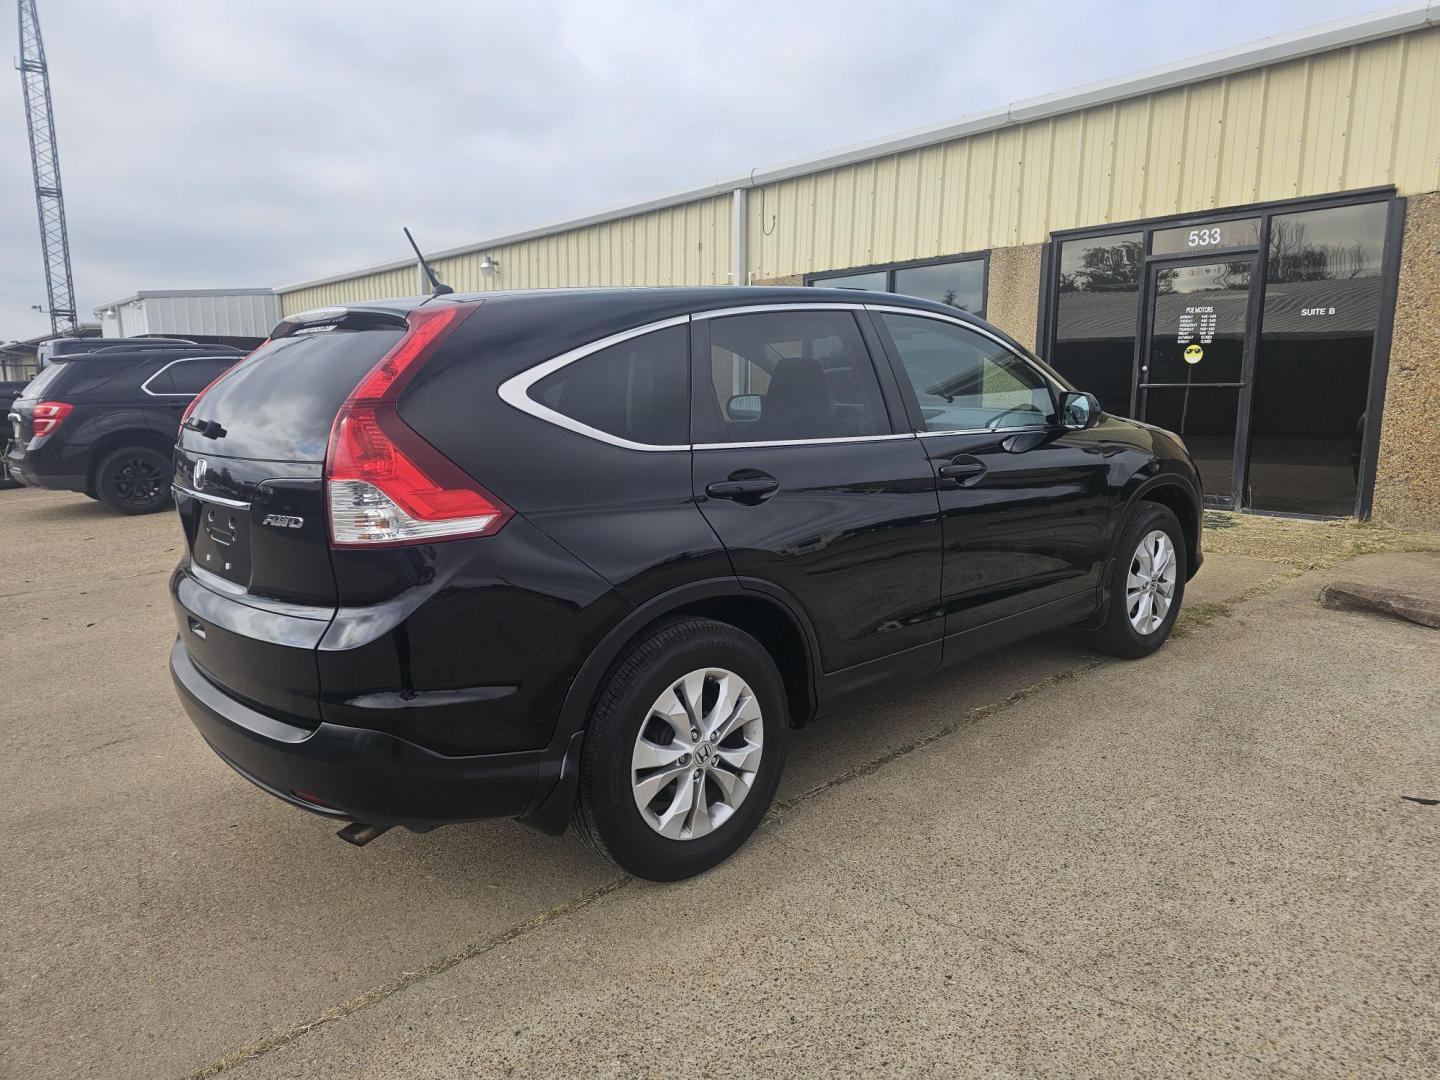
[495,315,691,453]
[917,426,1049,438]
[140,357,214,398]
[864,304,1026,355]
[496,301,1055,452]
[172,484,250,509]
[694,433,915,450]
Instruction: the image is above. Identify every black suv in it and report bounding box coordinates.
[7,341,244,514]
[169,288,1202,881]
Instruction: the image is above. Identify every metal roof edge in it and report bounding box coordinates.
[276,1,1435,294]
[94,288,278,312]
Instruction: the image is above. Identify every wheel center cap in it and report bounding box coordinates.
[694,741,715,767]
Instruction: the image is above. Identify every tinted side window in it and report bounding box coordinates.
[880,314,1054,432]
[167,357,236,394]
[530,324,689,446]
[698,311,888,443]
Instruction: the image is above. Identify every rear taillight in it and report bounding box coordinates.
[325,302,510,547]
[31,401,72,437]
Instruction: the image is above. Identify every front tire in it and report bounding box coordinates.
[573,617,787,882]
[1087,501,1187,659]
[94,446,172,515]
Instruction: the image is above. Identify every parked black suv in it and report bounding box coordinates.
[169,288,1202,880]
[7,341,244,514]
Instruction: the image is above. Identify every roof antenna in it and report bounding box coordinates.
[403,227,454,296]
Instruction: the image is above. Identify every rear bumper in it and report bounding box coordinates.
[171,638,549,828]
[4,449,83,492]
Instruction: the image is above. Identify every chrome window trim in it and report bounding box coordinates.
[496,300,1060,451]
[172,484,250,509]
[865,303,1061,435]
[140,356,217,398]
[694,433,915,451]
[495,315,691,453]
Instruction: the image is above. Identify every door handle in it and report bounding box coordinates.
[937,460,986,482]
[705,476,779,503]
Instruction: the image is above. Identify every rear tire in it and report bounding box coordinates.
[1087,501,1187,659]
[573,617,787,882]
[94,446,171,515]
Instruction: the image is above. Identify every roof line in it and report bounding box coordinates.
[94,288,278,310]
[276,0,1437,294]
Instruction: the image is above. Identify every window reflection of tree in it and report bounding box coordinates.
[1059,239,1142,292]
[1268,220,1374,282]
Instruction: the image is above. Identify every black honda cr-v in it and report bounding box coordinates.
[169,288,1202,880]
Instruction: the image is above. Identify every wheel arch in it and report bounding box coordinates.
[85,427,175,494]
[519,578,821,834]
[1122,471,1203,581]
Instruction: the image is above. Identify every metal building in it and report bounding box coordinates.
[275,3,1440,525]
[93,289,279,348]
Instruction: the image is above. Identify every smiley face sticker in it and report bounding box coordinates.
[1183,344,1204,365]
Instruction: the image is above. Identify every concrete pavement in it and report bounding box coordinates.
[1,486,1436,1078]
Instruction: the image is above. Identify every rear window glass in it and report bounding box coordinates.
[183,327,403,462]
[19,363,65,399]
[530,325,689,446]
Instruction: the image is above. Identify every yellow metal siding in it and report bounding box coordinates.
[281,27,1439,307]
[747,26,1440,280]
[279,195,732,316]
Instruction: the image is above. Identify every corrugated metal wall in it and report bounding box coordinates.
[280,196,732,315]
[748,26,1440,278]
[279,26,1439,310]
[281,265,422,318]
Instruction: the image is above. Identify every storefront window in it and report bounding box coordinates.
[1248,201,1389,516]
[1049,232,1142,416]
[809,256,986,314]
[816,270,887,291]
[893,260,984,312]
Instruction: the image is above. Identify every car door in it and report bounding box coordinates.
[690,305,943,677]
[867,307,1111,640]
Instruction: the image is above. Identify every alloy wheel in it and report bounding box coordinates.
[631,667,764,840]
[1126,528,1177,635]
[111,455,165,506]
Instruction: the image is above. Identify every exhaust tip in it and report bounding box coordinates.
[336,822,392,847]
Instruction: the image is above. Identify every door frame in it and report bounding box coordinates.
[1134,251,1262,510]
[1039,186,1404,518]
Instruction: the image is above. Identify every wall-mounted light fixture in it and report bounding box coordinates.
[480,255,500,274]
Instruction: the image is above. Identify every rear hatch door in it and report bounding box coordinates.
[173,311,408,720]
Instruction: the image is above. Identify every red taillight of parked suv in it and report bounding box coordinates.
[30,401,72,437]
[325,303,512,547]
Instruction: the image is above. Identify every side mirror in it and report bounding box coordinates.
[727,394,763,422]
[1060,391,1102,431]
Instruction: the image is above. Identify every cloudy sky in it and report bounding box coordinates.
[1,0,1392,339]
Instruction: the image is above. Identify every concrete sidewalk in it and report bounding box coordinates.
[1,487,1436,1078]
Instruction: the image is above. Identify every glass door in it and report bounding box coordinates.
[1138,256,1259,508]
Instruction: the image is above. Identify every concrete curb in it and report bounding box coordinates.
[1318,581,1440,628]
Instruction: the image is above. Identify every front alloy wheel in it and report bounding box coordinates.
[1126,529,1178,635]
[631,668,764,840]
[1086,500,1187,659]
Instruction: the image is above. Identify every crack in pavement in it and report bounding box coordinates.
[186,562,1305,1078]
[185,877,630,1079]
[775,830,1307,1079]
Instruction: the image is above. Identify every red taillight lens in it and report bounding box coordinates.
[31,401,73,437]
[325,302,509,547]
